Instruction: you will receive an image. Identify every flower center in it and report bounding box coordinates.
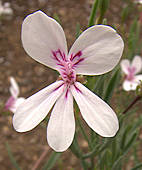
[126,66,136,81]
[60,60,76,84]
[52,49,84,85]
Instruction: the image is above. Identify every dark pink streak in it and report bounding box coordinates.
[5,96,15,110]
[52,51,60,62]
[74,85,82,93]
[73,58,84,66]
[53,83,64,92]
[65,89,69,99]
[70,51,82,61]
[52,49,66,63]
[57,49,66,61]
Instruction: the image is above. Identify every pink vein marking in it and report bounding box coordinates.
[57,49,66,61]
[70,51,82,61]
[74,85,82,93]
[52,51,60,62]
[52,49,66,63]
[73,58,84,66]
[65,89,69,99]
[53,83,64,92]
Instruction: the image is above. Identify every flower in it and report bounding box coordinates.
[120,55,142,91]
[134,0,142,4]
[0,1,13,16]
[13,11,124,152]
[5,77,25,113]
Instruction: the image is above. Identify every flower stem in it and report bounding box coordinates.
[122,96,141,114]
[32,148,49,170]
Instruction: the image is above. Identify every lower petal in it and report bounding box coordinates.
[47,89,75,152]
[123,79,140,91]
[71,82,119,137]
[13,81,64,132]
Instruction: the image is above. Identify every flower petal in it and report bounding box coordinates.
[10,77,19,98]
[135,74,142,81]
[120,59,130,75]
[10,97,26,113]
[13,81,64,132]
[71,82,119,137]
[122,80,138,91]
[131,55,142,74]
[69,25,124,75]
[22,11,68,70]
[47,89,75,152]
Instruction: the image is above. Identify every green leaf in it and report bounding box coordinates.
[42,151,61,170]
[112,132,138,170]
[6,142,21,170]
[131,163,142,170]
[93,74,106,98]
[88,0,99,27]
[82,138,111,159]
[121,6,130,23]
[120,124,133,151]
[76,23,81,39]
[104,69,120,103]
[77,117,92,150]
[99,0,109,14]
[70,133,82,159]
[128,18,140,60]
[53,13,61,24]
[97,0,110,24]
[102,18,107,25]
[124,132,138,152]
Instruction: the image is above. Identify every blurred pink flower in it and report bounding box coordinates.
[5,77,25,113]
[13,11,124,152]
[121,55,142,91]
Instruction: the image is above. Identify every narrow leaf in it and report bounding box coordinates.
[88,0,99,27]
[6,142,21,170]
[104,69,119,103]
[42,151,61,170]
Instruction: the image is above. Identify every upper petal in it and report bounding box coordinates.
[9,77,19,98]
[120,59,130,75]
[22,11,68,70]
[135,74,142,81]
[71,82,119,137]
[13,81,64,132]
[131,55,142,74]
[9,97,26,113]
[47,89,75,152]
[69,25,124,75]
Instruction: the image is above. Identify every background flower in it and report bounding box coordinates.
[121,55,142,91]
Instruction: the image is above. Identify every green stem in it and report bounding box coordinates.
[97,12,105,24]
[88,0,99,27]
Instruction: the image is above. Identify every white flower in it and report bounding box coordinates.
[13,11,124,152]
[5,77,25,113]
[134,0,142,4]
[0,1,13,16]
[120,55,142,91]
